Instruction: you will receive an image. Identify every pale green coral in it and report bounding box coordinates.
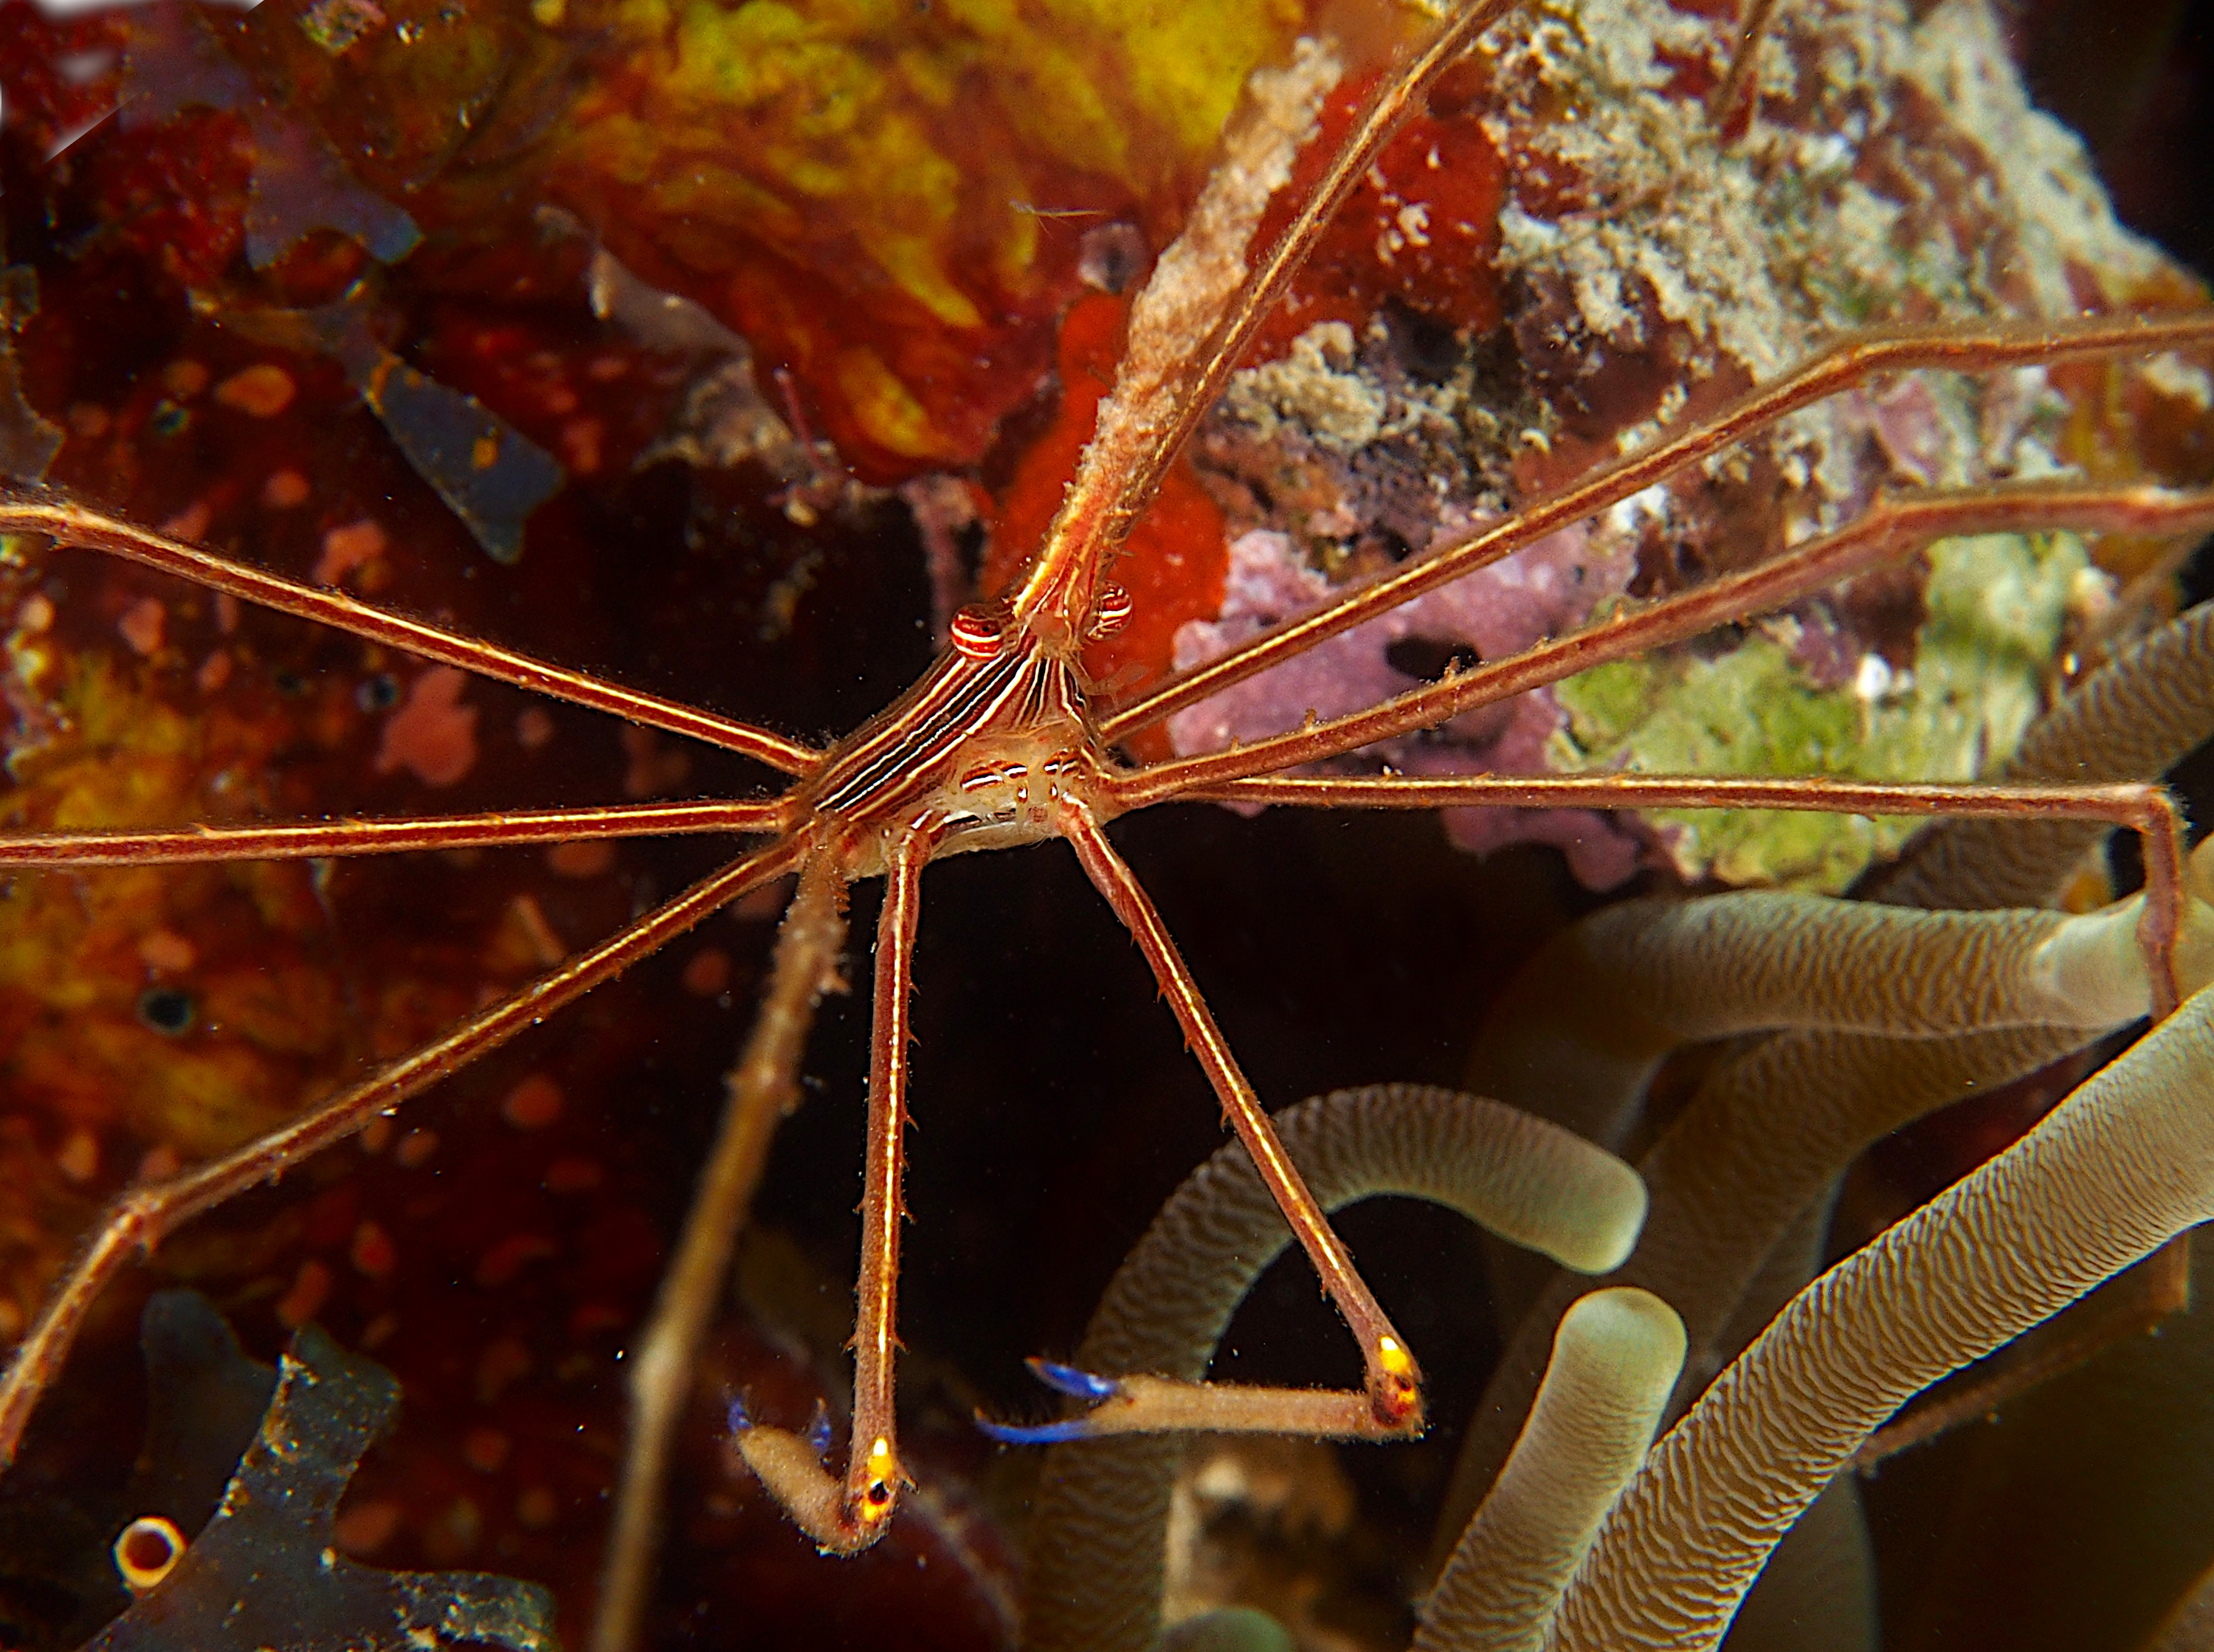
[1551,531,2090,891]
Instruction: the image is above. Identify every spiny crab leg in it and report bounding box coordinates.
[1202,774,2193,1014]
[1058,801,1422,1437]
[592,852,848,1652]
[0,798,794,865]
[983,1361,1380,1444]
[1109,480,2214,810]
[732,823,933,1554]
[0,492,818,774]
[0,832,807,1473]
[1011,0,1526,630]
[1098,311,2214,744]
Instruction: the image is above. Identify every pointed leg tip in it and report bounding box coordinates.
[1025,1356,1121,1400]
[973,1410,1101,1446]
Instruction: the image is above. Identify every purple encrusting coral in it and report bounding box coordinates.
[1170,524,1649,888]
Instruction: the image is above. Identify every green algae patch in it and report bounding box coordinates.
[1551,531,2091,891]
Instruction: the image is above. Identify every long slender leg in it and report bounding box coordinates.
[0,496,818,773]
[1057,799,1422,1434]
[732,823,933,1554]
[0,799,791,865]
[1098,314,2214,744]
[0,832,808,1472]
[1708,0,1783,133]
[1007,0,1525,632]
[1190,773,2195,1012]
[1108,481,2214,806]
[591,854,848,1652]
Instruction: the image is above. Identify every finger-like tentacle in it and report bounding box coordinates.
[0,493,818,773]
[1468,876,2212,1152]
[1058,801,1421,1429]
[1018,1083,1643,1652]
[1100,315,2214,744]
[1435,1021,2089,1571]
[590,854,847,1652]
[1436,601,2214,1560]
[734,824,932,1554]
[1108,483,2214,806]
[0,800,791,865]
[1415,1288,1685,1652]
[1873,599,2214,913]
[1546,985,2214,1652]
[1205,770,2196,1017]
[0,833,808,1473]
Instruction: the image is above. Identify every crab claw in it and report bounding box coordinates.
[974,1411,1108,1445]
[974,1358,1128,1443]
[1025,1357,1122,1400]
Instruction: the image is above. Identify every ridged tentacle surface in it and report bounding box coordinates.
[1444,601,2214,1559]
[1415,1288,1684,1652]
[1440,1019,2093,1546]
[1546,986,2214,1652]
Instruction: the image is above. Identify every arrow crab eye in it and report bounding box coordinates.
[950,604,1007,660]
[1089,584,1134,640]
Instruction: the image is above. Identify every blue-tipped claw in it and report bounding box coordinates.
[973,1357,1125,1444]
[804,1398,834,1457]
[974,1412,1103,1445]
[725,1392,753,1436]
[1026,1358,1121,1401]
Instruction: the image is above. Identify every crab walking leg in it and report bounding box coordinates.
[736,825,933,1553]
[0,493,818,773]
[1706,0,1783,131]
[1200,774,2193,1015]
[591,854,848,1652]
[0,799,793,865]
[1013,0,1524,626]
[1058,801,1421,1431]
[1015,1085,1645,1652]
[1545,985,2214,1652]
[1098,311,2214,744]
[0,832,807,1473]
[1109,482,2214,809]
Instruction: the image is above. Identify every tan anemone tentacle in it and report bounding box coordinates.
[2141,1547,2214,1652]
[1413,1287,1684,1652]
[1439,1022,2095,1567]
[1873,600,2214,912]
[1446,849,2214,1525]
[1018,1085,1644,1652]
[1545,984,2214,1652]
[1469,889,2195,1154]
